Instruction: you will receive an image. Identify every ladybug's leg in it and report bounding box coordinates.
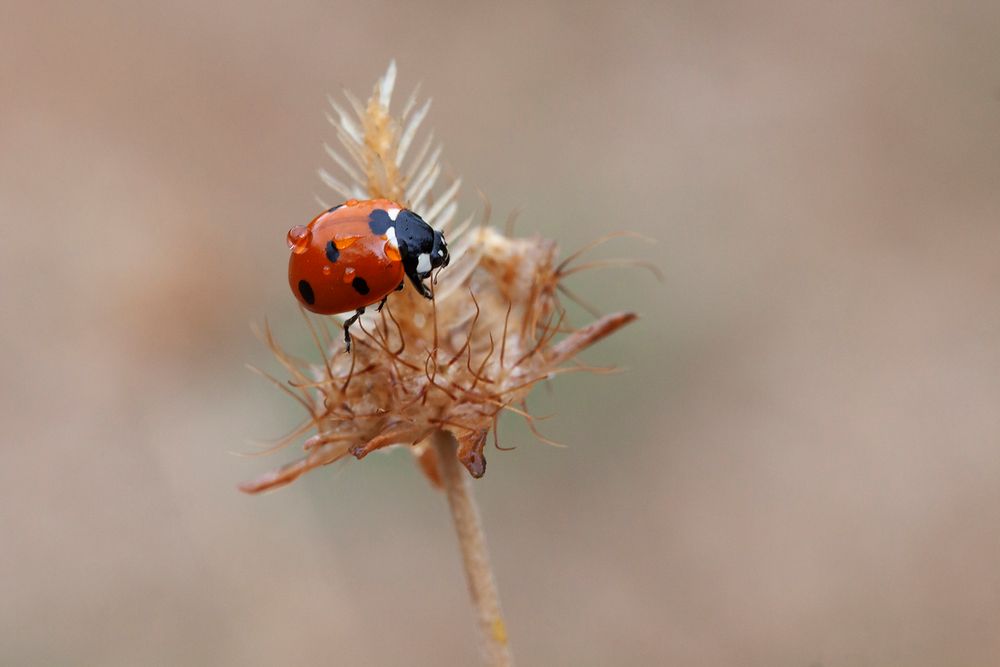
[395,281,405,291]
[343,307,365,352]
[376,294,389,312]
[416,279,432,299]
[404,266,433,299]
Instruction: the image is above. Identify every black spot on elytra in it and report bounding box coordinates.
[298,279,315,305]
[368,209,393,235]
[325,240,339,263]
[352,277,370,295]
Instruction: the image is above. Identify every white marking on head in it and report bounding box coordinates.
[417,253,432,274]
[385,226,399,249]
[437,249,445,256]
[386,208,400,221]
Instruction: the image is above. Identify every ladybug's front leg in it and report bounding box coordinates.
[404,266,433,300]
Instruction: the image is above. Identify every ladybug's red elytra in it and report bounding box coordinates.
[287,198,450,349]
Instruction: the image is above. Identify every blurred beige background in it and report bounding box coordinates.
[3,1,1000,665]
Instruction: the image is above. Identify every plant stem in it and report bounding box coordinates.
[431,429,513,667]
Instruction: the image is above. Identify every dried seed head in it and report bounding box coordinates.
[240,63,637,493]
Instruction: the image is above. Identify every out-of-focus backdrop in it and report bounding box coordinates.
[4,2,1000,665]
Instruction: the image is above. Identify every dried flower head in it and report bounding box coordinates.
[240,63,641,494]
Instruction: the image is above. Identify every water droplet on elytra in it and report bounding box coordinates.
[334,234,361,250]
[287,225,311,254]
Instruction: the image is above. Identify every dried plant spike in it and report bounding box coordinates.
[259,62,638,474]
[244,62,644,664]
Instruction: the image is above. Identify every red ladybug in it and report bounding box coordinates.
[287,198,450,349]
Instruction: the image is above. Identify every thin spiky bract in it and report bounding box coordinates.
[241,63,635,494]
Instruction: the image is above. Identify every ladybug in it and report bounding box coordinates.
[286,198,450,349]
